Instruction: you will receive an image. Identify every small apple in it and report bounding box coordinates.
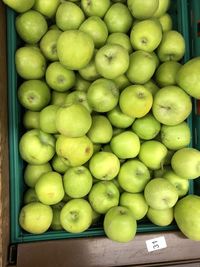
[112,74,131,91]
[107,33,133,54]
[119,85,153,118]
[118,159,151,193]
[33,0,60,18]
[35,171,65,205]
[56,135,93,167]
[158,13,173,32]
[56,2,85,31]
[127,0,159,19]
[63,166,93,198]
[15,46,46,79]
[51,91,69,106]
[104,3,133,33]
[3,0,35,13]
[143,80,160,96]
[88,180,119,214]
[50,202,65,231]
[60,199,93,233]
[23,188,39,204]
[95,44,129,79]
[79,53,100,82]
[152,86,192,126]
[39,105,59,134]
[81,0,111,18]
[107,106,134,129]
[19,129,55,165]
[23,111,40,129]
[57,30,94,70]
[51,154,69,174]
[144,178,179,210]
[153,0,170,18]
[171,148,200,179]
[87,115,113,144]
[147,207,174,226]
[120,192,148,220]
[126,51,157,84]
[103,206,137,243]
[157,31,185,62]
[74,74,91,92]
[110,131,140,159]
[87,78,119,112]
[89,151,120,180]
[64,91,92,113]
[19,202,53,234]
[139,140,168,170]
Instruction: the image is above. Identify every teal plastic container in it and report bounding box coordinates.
[7,0,198,244]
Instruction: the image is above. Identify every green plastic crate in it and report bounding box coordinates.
[7,0,198,244]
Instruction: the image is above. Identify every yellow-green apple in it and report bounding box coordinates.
[158,13,173,32]
[107,106,134,129]
[144,80,160,96]
[95,44,129,79]
[119,85,153,118]
[89,151,120,180]
[51,91,69,106]
[79,53,100,82]
[51,154,69,174]
[113,74,131,91]
[57,30,94,70]
[35,171,65,205]
[147,207,174,226]
[39,105,59,134]
[23,111,40,129]
[107,33,133,54]
[118,159,151,193]
[75,74,91,92]
[60,199,93,233]
[19,202,53,234]
[152,86,192,126]
[64,91,92,113]
[88,181,119,214]
[3,0,35,13]
[144,178,179,209]
[127,0,159,19]
[19,129,55,164]
[120,192,148,220]
[50,202,65,230]
[81,0,111,18]
[63,166,93,198]
[23,188,39,204]
[153,0,170,18]
[33,0,60,18]
[103,206,137,243]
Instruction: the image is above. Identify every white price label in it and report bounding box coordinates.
[146,236,167,252]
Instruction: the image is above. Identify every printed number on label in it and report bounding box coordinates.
[146,236,167,252]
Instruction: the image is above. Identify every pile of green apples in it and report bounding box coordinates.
[4,0,200,243]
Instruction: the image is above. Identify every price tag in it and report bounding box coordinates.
[146,236,167,252]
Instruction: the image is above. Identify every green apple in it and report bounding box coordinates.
[171,148,200,179]
[120,192,148,220]
[79,53,100,82]
[40,29,62,61]
[39,105,59,134]
[160,122,191,150]
[87,115,113,144]
[60,199,93,233]
[56,135,93,167]
[18,80,50,111]
[127,0,159,19]
[3,0,35,13]
[153,0,170,18]
[176,57,200,99]
[118,159,151,193]
[143,80,160,96]
[159,13,173,32]
[104,3,133,33]
[153,165,171,178]
[163,170,189,198]
[64,91,92,113]
[157,31,185,62]
[119,85,153,118]
[46,62,75,92]
[23,110,40,129]
[152,86,192,126]
[91,208,101,225]
[63,166,93,198]
[107,33,133,54]
[80,16,108,48]
[74,74,91,92]
[132,114,161,140]
[130,19,162,53]
[174,195,200,241]
[144,178,179,210]
[107,106,134,129]
[51,202,65,230]
[95,44,129,79]
[51,154,69,174]
[35,171,65,205]
[33,0,60,18]
[15,46,46,79]
[88,181,119,214]
[57,30,94,70]
[139,140,168,170]
[56,2,85,31]
[110,131,140,159]
[147,207,174,226]
[81,0,111,18]
[89,151,120,180]
[56,104,92,137]
[19,129,55,164]
[51,91,69,106]
[24,163,52,188]
[126,51,157,84]
[113,74,131,91]
[87,78,119,112]
[23,188,39,204]
[19,202,53,234]
[155,61,182,87]
[103,206,137,243]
